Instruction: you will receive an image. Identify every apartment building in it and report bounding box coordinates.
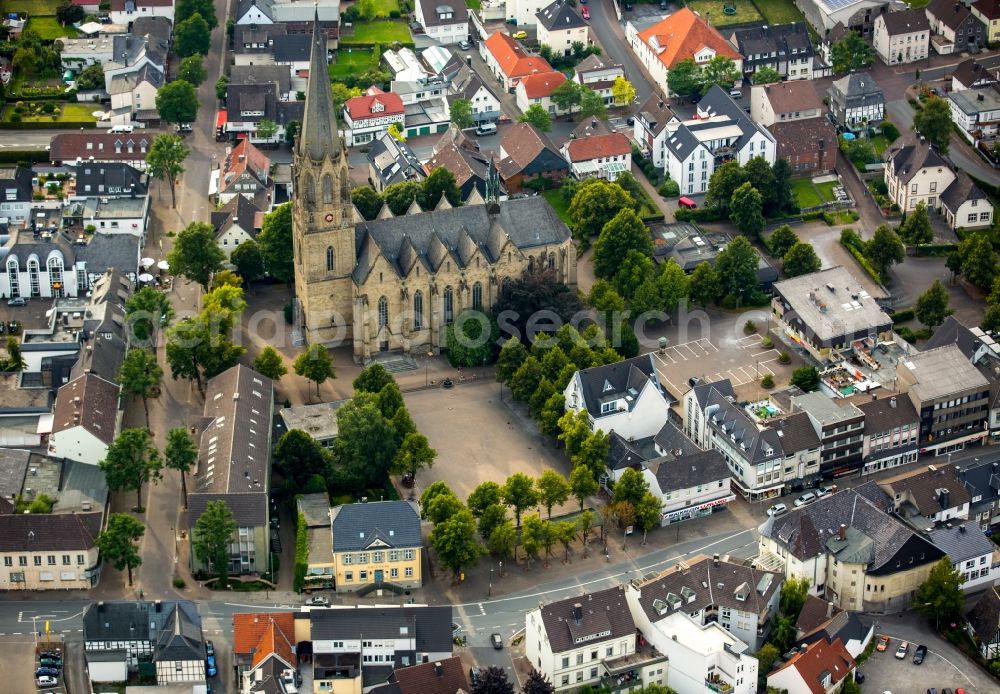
[857,395,920,474]
[874,8,930,65]
[792,392,865,477]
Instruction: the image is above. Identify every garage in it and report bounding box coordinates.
[86,652,127,682]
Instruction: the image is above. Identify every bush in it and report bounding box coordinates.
[173,577,186,589]
[882,122,901,142]
[524,177,554,192]
[778,352,791,364]
[761,374,775,388]
[823,212,836,226]
[890,308,914,323]
[294,511,308,592]
[658,179,680,198]
[8,112,21,123]
[389,9,401,18]
[743,319,757,335]
[675,207,724,223]
[761,336,773,348]
[896,326,917,344]
[915,327,933,340]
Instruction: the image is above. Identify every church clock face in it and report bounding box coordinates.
[325,213,335,222]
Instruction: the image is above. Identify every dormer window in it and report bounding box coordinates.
[603,379,614,393]
[601,401,618,414]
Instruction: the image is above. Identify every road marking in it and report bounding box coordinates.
[478,603,486,616]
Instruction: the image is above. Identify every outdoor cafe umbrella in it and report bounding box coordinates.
[138,273,155,283]
[156,260,170,271]
[140,257,155,268]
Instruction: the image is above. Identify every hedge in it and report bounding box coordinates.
[675,206,724,223]
[890,308,915,323]
[293,511,308,593]
[0,149,49,164]
[338,39,416,49]
[0,120,98,130]
[913,243,958,257]
[5,90,79,102]
[840,237,883,285]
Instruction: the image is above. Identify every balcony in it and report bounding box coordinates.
[705,676,733,693]
[600,669,642,691]
[599,637,666,692]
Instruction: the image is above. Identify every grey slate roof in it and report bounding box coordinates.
[309,606,453,654]
[727,22,813,63]
[966,587,1000,645]
[889,141,950,184]
[0,166,35,201]
[653,420,700,456]
[652,449,729,493]
[368,133,426,189]
[960,459,1000,514]
[74,163,147,197]
[771,412,821,455]
[331,500,421,552]
[418,0,468,26]
[351,195,571,284]
[212,193,261,240]
[941,170,989,214]
[573,354,661,415]
[130,16,172,45]
[154,602,205,662]
[538,586,635,653]
[880,7,930,34]
[665,85,774,161]
[188,492,268,528]
[690,378,737,409]
[927,522,995,562]
[633,555,781,624]
[879,463,972,516]
[299,11,342,161]
[0,511,102,551]
[857,396,919,436]
[606,432,648,471]
[830,73,884,110]
[0,449,30,501]
[237,0,275,22]
[230,65,292,94]
[703,388,785,465]
[72,312,128,384]
[272,34,312,63]
[924,315,981,356]
[536,0,586,31]
[74,232,141,277]
[85,601,200,651]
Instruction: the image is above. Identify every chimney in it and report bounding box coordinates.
[713,553,720,566]
[434,662,443,677]
[658,99,664,108]
[573,603,583,624]
[939,489,950,507]
[959,524,967,533]
[979,93,985,102]
[155,600,162,612]
[826,601,833,619]
[591,119,597,129]
[890,396,896,408]
[838,524,846,541]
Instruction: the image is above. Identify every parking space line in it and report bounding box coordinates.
[679,343,699,358]
[751,349,779,358]
[697,338,718,353]
[656,351,676,366]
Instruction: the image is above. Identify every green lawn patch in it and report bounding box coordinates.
[685,0,762,27]
[814,180,838,203]
[870,135,891,156]
[465,0,481,7]
[349,20,412,44]
[329,48,373,79]
[542,189,572,225]
[907,0,930,6]
[371,0,401,15]
[753,0,805,25]
[4,101,97,123]
[2,0,64,12]
[24,16,77,40]
[791,177,823,208]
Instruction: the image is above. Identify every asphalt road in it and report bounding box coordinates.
[588,0,659,107]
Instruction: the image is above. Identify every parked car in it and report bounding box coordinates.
[36,676,58,688]
[581,7,590,19]
[7,297,25,307]
[815,485,836,498]
[895,641,908,659]
[491,632,503,649]
[35,668,60,678]
[39,651,61,661]
[876,635,890,652]
[767,503,788,517]
[205,641,215,657]
[794,492,817,507]
[458,40,471,50]
[913,645,927,664]
[206,654,217,677]
[512,31,527,40]
[39,658,61,668]
[307,596,330,607]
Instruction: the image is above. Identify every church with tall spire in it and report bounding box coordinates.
[291,17,577,360]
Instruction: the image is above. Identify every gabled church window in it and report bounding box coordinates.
[327,247,334,273]
[323,175,334,204]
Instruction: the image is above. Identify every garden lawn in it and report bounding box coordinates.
[814,180,838,203]
[2,0,63,12]
[4,102,98,122]
[791,177,823,208]
[348,20,412,44]
[370,0,400,15]
[542,189,572,225]
[465,0,481,8]
[870,135,891,156]
[329,48,373,79]
[754,0,805,25]
[24,16,78,40]
[685,0,762,27]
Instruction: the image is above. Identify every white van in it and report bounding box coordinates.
[109,124,134,133]
[729,89,742,99]
[475,122,497,136]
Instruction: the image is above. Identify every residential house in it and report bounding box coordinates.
[925,0,986,54]
[188,365,274,577]
[756,484,946,611]
[497,122,567,192]
[59,35,116,68]
[230,65,294,102]
[573,54,625,106]
[874,8,930,65]
[770,266,893,364]
[0,506,103,590]
[857,394,920,475]
[525,586,665,693]
[384,46,431,82]
[235,0,274,25]
[624,606,757,694]
[926,521,999,590]
[791,391,865,477]
[536,1,588,57]
[970,0,1000,42]
[960,457,1000,531]
[885,138,993,229]
[563,354,673,441]
[949,87,1000,143]
[392,79,453,140]
[368,133,427,192]
[232,612,297,694]
[878,462,971,523]
[72,163,147,201]
[297,493,333,590]
[108,63,163,124]
[415,0,468,45]
[449,64,502,124]
[102,32,168,95]
[750,81,824,127]
[213,139,272,208]
[224,82,304,143]
[561,118,632,181]
[83,601,205,684]
[0,166,35,224]
[645,449,736,527]
[270,0,341,23]
[795,596,874,658]
[482,32,554,92]
[515,70,568,115]
[795,0,888,37]
[212,194,262,261]
[627,8,743,98]
[48,133,153,170]
[0,375,52,447]
[82,196,151,242]
[726,22,815,81]
[627,554,781,651]
[951,56,1000,92]
[330,499,423,592]
[373,657,470,694]
[769,118,837,175]
[826,73,885,130]
[343,88,407,147]
[107,0,175,25]
[767,638,856,694]
[656,86,775,195]
[771,412,824,490]
[966,586,1000,659]
[896,344,991,454]
[48,373,121,466]
[233,23,287,66]
[506,0,556,26]
[632,94,678,169]
[425,130,492,199]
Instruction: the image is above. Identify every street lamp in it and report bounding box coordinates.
[425,350,433,386]
[489,565,493,598]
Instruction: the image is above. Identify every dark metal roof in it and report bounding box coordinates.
[309,606,453,654]
[0,510,102,551]
[572,354,660,416]
[538,586,635,653]
[331,500,421,552]
[652,449,730,493]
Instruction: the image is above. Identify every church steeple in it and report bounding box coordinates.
[299,8,341,161]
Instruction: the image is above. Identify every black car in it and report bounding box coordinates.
[913,644,928,664]
[39,651,61,660]
[35,667,61,678]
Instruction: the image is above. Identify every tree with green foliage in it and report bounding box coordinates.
[503,472,539,530]
[382,180,423,216]
[488,517,517,562]
[613,468,649,508]
[755,643,781,676]
[472,666,515,694]
[425,491,465,525]
[593,207,654,279]
[520,513,545,564]
[349,185,381,221]
[569,465,599,511]
[57,1,85,24]
[420,481,455,514]
[706,161,746,211]
[177,0,218,27]
[770,616,797,653]
[147,133,189,208]
[100,428,161,513]
[175,13,211,57]
[477,503,507,542]
[392,432,437,484]
[230,238,265,283]
[75,63,105,91]
[168,222,224,291]
[353,362,395,393]
[771,159,796,215]
[743,157,778,215]
[779,576,811,619]
[118,348,162,425]
[164,427,197,510]
[752,67,782,85]
[294,344,335,400]
[420,166,463,209]
[430,508,482,579]
[716,236,759,306]
[689,261,721,307]
[256,119,279,142]
[558,409,591,457]
[124,285,173,349]
[537,470,570,519]
[550,80,582,113]
[783,242,822,277]
[193,500,238,586]
[914,97,953,153]
[253,346,287,382]
[957,231,997,289]
[898,201,934,244]
[729,182,765,238]
[573,430,611,482]
[865,224,906,279]
[522,669,555,694]
[469,481,504,518]
[915,556,964,628]
[578,86,608,120]
[331,82,363,110]
[97,513,145,586]
[701,56,740,94]
[449,98,473,129]
[915,279,952,330]
[334,393,398,492]
[768,225,799,258]
[215,74,228,100]
[634,492,661,545]
[830,31,874,74]
[790,366,820,392]
[570,179,635,240]
[256,203,293,283]
[667,58,701,98]
[519,104,553,132]
[177,55,207,85]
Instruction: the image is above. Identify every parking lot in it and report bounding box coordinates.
[858,630,986,693]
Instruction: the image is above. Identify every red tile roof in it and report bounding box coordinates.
[770,638,855,694]
[345,90,405,121]
[565,132,631,162]
[637,8,741,69]
[233,613,297,669]
[519,71,567,99]
[220,139,271,191]
[485,32,553,79]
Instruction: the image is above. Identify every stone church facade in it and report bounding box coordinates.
[292,20,577,362]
